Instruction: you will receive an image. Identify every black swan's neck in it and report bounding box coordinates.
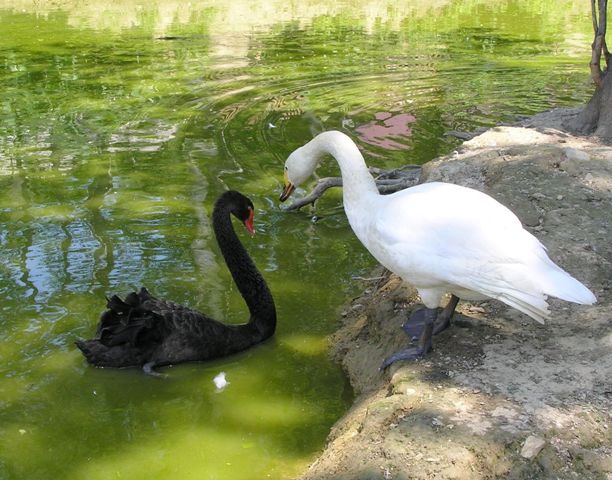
[212,201,276,341]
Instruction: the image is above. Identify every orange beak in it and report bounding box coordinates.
[279,183,295,202]
[279,170,295,202]
[244,208,255,236]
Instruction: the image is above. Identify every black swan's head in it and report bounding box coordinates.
[217,190,256,235]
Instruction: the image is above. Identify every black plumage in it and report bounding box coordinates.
[76,191,276,374]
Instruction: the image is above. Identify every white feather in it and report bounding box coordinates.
[284,131,596,323]
[213,372,229,391]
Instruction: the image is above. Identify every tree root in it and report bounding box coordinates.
[282,165,421,211]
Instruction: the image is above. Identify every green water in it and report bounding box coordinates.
[0,1,593,479]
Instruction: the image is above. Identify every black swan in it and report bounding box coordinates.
[76,190,276,375]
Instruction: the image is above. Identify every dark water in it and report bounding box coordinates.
[0,1,592,478]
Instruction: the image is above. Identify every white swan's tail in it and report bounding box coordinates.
[474,251,596,325]
[497,291,551,324]
[540,260,597,305]
[496,235,597,323]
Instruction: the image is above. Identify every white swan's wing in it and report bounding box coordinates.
[370,183,594,323]
[370,182,524,279]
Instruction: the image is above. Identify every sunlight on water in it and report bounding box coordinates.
[0,1,594,478]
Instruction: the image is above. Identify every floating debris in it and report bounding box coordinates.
[213,372,229,391]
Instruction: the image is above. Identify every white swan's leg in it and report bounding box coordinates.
[398,294,460,342]
[432,294,459,335]
[380,308,436,370]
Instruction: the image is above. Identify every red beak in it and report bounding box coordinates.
[244,208,255,236]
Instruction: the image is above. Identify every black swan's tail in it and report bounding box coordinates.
[76,288,163,367]
[94,287,162,346]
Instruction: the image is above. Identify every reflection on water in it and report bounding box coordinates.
[355,112,417,150]
[108,120,178,153]
[0,1,593,479]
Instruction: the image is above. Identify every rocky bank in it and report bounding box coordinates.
[298,113,611,479]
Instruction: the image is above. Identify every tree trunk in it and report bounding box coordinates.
[568,72,612,141]
[592,72,612,139]
[566,0,612,142]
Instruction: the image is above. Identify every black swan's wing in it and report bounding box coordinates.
[77,288,228,369]
[95,287,212,348]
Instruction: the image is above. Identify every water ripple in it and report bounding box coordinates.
[108,119,178,153]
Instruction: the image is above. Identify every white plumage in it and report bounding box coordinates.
[367,180,595,323]
[280,131,595,364]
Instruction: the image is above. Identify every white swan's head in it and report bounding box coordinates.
[280,131,357,202]
[279,144,319,202]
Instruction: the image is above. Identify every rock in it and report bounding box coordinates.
[562,147,590,162]
[560,147,591,176]
[520,435,546,460]
[521,210,541,227]
[432,417,445,427]
[468,305,486,314]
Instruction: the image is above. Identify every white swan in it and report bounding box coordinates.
[279,131,596,368]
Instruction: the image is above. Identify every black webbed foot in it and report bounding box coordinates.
[401,307,429,341]
[380,296,461,371]
[380,310,435,370]
[403,295,460,340]
[380,344,431,370]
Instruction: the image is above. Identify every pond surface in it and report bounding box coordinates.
[0,1,592,479]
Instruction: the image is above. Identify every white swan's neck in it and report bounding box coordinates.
[300,131,380,243]
[306,131,379,207]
